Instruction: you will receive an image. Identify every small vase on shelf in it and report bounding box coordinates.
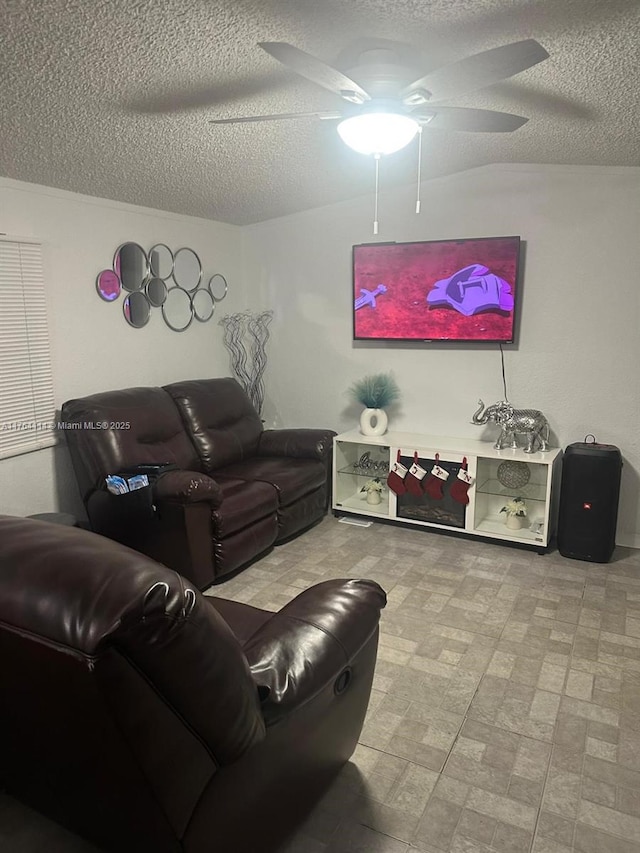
[500,496,527,532]
[348,373,400,437]
[360,407,388,436]
[360,477,385,506]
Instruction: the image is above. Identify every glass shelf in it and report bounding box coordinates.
[476,477,547,502]
[337,464,389,477]
[334,490,390,516]
[473,517,545,542]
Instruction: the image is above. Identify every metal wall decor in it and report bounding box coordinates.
[146,278,168,307]
[96,269,121,302]
[123,291,151,328]
[219,310,273,416]
[149,244,173,280]
[208,274,228,301]
[192,288,215,322]
[96,242,228,331]
[162,287,193,332]
[173,248,202,292]
[115,242,149,292]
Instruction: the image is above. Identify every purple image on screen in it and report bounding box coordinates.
[426,263,514,317]
[355,283,387,311]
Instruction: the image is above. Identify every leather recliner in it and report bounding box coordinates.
[61,377,336,589]
[0,516,386,853]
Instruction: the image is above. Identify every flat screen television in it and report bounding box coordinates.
[353,235,521,343]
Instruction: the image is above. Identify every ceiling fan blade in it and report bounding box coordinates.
[415,106,529,132]
[210,110,342,125]
[402,39,549,103]
[259,42,371,104]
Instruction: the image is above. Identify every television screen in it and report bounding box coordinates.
[353,235,521,343]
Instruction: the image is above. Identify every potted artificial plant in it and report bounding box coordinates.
[360,477,385,506]
[500,496,528,530]
[348,372,400,436]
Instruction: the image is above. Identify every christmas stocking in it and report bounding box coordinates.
[387,451,408,496]
[405,452,428,497]
[450,457,474,505]
[423,454,450,500]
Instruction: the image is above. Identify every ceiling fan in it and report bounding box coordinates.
[210,38,550,155]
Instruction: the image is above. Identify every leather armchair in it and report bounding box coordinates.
[0,516,386,853]
[61,378,336,588]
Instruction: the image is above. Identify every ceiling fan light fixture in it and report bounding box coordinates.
[337,111,420,155]
[339,89,367,104]
[402,88,432,106]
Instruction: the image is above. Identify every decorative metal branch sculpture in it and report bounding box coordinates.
[219,310,273,416]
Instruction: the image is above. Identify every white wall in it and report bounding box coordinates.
[2,166,638,546]
[243,164,640,547]
[0,178,245,519]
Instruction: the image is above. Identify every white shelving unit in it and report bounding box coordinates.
[333,430,562,549]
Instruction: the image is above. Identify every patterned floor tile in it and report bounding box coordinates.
[4,516,640,852]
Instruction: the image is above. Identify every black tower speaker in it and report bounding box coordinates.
[557,440,622,563]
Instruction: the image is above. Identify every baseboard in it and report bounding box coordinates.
[617,532,640,550]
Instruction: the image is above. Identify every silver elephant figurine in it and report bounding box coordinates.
[472,399,550,453]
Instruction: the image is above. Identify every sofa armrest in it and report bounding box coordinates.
[257,428,336,462]
[154,469,223,507]
[243,578,386,724]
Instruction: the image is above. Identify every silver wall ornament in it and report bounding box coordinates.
[219,310,273,416]
[162,286,193,332]
[95,243,230,332]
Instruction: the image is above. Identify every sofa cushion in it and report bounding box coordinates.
[274,487,328,542]
[164,378,262,472]
[212,516,278,580]
[62,387,201,499]
[213,478,278,538]
[217,457,327,507]
[207,598,272,646]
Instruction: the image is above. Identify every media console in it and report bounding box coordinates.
[333,430,562,550]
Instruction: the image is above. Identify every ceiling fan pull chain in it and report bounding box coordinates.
[373,153,380,235]
[416,126,423,214]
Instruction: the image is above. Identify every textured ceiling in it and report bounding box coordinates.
[1,0,639,225]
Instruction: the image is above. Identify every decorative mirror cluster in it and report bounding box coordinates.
[96,242,228,331]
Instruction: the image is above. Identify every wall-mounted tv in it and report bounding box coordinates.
[353,235,521,343]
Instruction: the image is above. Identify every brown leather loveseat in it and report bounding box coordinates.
[61,377,336,589]
[0,515,386,853]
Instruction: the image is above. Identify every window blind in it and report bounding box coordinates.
[0,238,56,459]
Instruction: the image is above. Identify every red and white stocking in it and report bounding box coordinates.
[387,450,408,496]
[405,452,428,497]
[423,454,450,500]
[450,457,474,505]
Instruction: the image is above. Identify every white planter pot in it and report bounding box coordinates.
[360,408,388,436]
[366,490,382,505]
[505,514,524,530]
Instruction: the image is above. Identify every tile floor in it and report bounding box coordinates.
[2,515,640,852]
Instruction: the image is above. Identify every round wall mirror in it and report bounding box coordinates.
[114,242,149,292]
[96,269,121,302]
[208,273,228,301]
[162,286,193,332]
[173,248,202,292]
[149,244,174,280]
[123,291,151,328]
[146,277,168,307]
[191,288,215,322]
